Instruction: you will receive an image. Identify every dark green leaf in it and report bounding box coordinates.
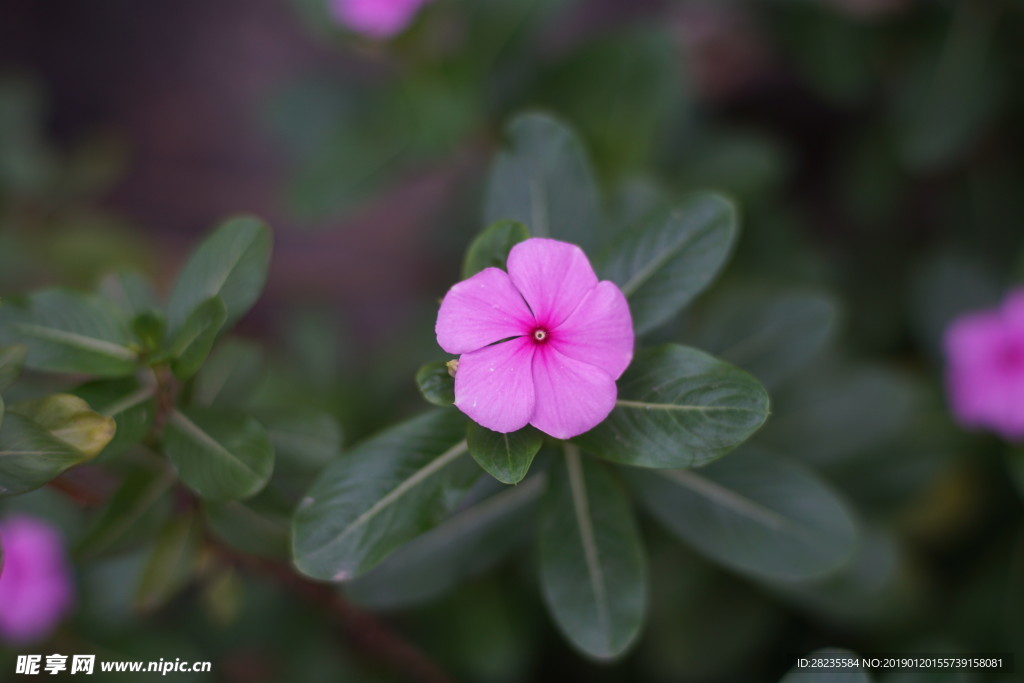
[11,393,117,458]
[165,296,227,380]
[204,490,292,559]
[346,476,542,609]
[73,378,156,458]
[162,407,274,501]
[193,337,266,407]
[462,220,530,279]
[0,344,27,392]
[261,409,341,474]
[77,468,174,560]
[466,422,542,485]
[292,410,477,581]
[539,447,647,660]
[416,361,456,407]
[99,269,159,317]
[484,113,603,253]
[597,193,738,335]
[131,311,166,354]
[166,216,271,335]
[0,289,138,376]
[134,513,202,613]
[0,412,98,496]
[691,288,838,390]
[575,345,770,469]
[625,449,858,581]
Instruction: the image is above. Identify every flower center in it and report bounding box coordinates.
[532,328,549,344]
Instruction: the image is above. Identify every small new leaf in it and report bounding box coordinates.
[462,220,530,279]
[466,422,542,485]
[416,361,455,407]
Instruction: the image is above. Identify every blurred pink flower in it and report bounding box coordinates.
[944,290,1024,441]
[328,0,431,39]
[436,238,634,439]
[0,515,75,645]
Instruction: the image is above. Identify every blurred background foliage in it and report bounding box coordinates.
[1,0,1023,681]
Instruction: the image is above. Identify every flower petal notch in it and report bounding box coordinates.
[436,238,634,439]
[944,288,1024,441]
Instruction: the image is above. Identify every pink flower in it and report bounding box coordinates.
[0,515,75,645]
[944,289,1024,441]
[327,0,431,39]
[436,238,634,439]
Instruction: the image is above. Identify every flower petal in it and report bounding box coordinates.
[436,267,534,354]
[552,280,634,379]
[455,337,537,433]
[507,238,599,329]
[530,346,617,439]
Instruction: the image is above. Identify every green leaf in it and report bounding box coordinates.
[691,288,839,390]
[193,337,265,407]
[0,289,138,376]
[165,296,227,380]
[484,113,603,253]
[100,268,159,317]
[0,344,27,392]
[292,409,478,581]
[575,345,770,469]
[134,513,202,613]
[131,311,166,353]
[597,193,738,335]
[260,409,341,475]
[462,220,530,279]
[466,422,542,485]
[346,476,543,609]
[166,216,271,336]
[624,449,858,581]
[539,447,647,660]
[204,490,292,559]
[73,378,156,458]
[11,393,117,458]
[416,361,455,407]
[0,412,98,496]
[77,468,174,560]
[162,407,274,501]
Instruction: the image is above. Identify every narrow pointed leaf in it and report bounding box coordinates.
[293,409,478,582]
[194,337,265,407]
[77,468,174,560]
[462,220,530,278]
[575,345,770,469]
[347,476,543,609]
[539,447,647,660]
[416,361,455,407]
[166,216,271,335]
[466,422,542,485]
[165,296,227,380]
[484,113,603,253]
[134,513,202,613]
[162,408,274,501]
[597,193,738,335]
[0,344,27,392]
[0,412,98,496]
[0,289,138,376]
[624,449,858,581]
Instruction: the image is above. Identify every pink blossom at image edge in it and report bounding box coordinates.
[436,238,634,440]
[328,0,431,39]
[944,289,1024,441]
[0,515,75,645]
